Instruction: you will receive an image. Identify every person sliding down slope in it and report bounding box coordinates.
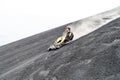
[64,27,74,43]
[48,26,74,51]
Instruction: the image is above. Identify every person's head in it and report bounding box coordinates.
[66,27,71,33]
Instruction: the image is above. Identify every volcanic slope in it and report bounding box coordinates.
[0,17,120,80]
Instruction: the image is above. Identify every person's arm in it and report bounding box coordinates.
[69,32,74,40]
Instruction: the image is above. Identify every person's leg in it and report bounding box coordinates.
[63,38,69,43]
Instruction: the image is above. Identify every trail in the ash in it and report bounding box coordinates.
[48,6,120,51]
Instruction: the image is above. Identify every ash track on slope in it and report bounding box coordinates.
[1,18,120,80]
[70,6,120,40]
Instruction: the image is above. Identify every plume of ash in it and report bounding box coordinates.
[67,6,120,40]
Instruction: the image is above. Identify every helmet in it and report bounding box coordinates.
[66,27,71,30]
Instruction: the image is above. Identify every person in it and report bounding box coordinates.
[48,27,74,51]
[63,27,74,43]
[54,27,74,45]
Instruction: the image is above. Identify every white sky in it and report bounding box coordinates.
[0,0,120,46]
